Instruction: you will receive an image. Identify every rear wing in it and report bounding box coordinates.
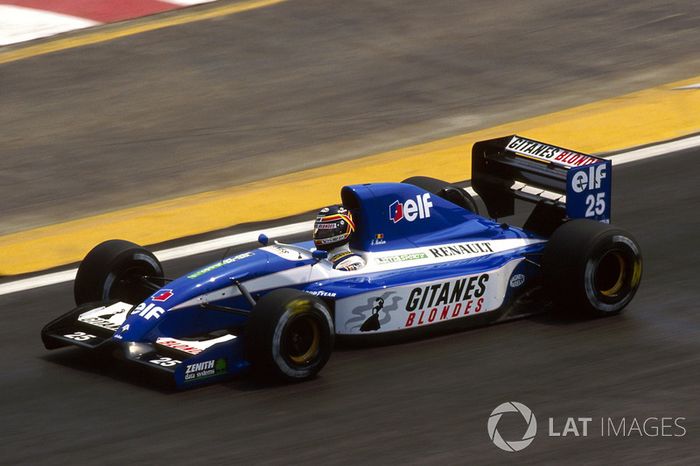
[471,135,612,226]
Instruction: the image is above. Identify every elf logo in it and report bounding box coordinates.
[133,302,166,320]
[571,163,607,193]
[390,193,433,223]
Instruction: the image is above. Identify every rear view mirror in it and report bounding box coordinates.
[312,249,328,261]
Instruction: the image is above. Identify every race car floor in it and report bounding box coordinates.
[1,147,698,464]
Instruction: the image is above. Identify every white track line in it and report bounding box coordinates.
[1,134,699,297]
[608,134,700,165]
[0,269,78,297]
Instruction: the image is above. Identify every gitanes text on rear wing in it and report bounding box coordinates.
[472,135,612,235]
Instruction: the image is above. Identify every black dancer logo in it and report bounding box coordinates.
[344,292,401,333]
[360,298,384,332]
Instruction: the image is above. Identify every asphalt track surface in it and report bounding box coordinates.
[2,0,700,234]
[1,149,698,464]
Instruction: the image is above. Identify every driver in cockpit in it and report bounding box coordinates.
[313,205,366,271]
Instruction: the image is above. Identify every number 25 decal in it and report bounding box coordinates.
[149,357,181,367]
[64,331,96,341]
[585,192,606,217]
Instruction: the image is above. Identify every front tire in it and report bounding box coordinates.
[542,219,642,316]
[246,289,334,382]
[74,240,164,306]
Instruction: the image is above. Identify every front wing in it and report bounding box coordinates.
[41,301,250,388]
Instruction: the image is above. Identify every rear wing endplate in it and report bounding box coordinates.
[472,135,612,223]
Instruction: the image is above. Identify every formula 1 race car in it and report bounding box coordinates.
[42,135,642,387]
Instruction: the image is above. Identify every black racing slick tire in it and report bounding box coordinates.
[74,240,164,306]
[542,219,642,316]
[402,176,479,214]
[246,289,334,382]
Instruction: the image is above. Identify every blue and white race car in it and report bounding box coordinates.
[42,136,643,387]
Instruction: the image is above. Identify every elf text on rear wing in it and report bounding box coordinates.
[471,135,612,234]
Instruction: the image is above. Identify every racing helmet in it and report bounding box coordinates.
[313,205,356,251]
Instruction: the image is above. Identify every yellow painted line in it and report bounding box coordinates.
[0,0,287,65]
[2,75,700,275]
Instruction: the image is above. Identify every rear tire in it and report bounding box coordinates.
[74,240,163,306]
[246,289,334,382]
[542,219,642,316]
[402,176,479,214]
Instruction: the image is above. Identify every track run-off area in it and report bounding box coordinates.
[2,0,700,276]
[1,74,700,275]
